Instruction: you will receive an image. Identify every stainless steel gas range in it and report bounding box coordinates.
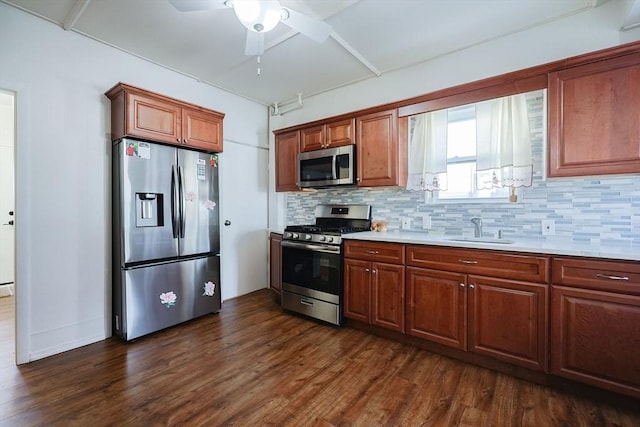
[281,204,371,326]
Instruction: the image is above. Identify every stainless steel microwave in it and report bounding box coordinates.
[298,145,356,188]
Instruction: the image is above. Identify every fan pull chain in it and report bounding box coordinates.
[257,55,261,76]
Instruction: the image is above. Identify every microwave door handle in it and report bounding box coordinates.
[332,154,338,180]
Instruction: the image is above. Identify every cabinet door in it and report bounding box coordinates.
[406,267,467,350]
[274,131,300,192]
[468,275,548,371]
[182,108,223,152]
[343,258,371,323]
[126,92,181,144]
[269,233,282,296]
[356,109,399,187]
[551,285,640,398]
[548,53,640,177]
[300,125,325,152]
[326,118,355,148]
[371,262,405,333]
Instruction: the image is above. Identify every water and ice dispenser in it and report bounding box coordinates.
[135,193,164,227]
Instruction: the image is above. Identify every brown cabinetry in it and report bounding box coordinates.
[269,233,282,297]
[551,257,640,398]
[105,83,224,152]
[548,53,640,177]
[274,130,300,192]
[406,245,549,371]
[356,109,406,187]
[343,240,405,332]
[300,119,355,152]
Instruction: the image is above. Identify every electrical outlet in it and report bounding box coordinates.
[541,219,555,236]
[401,217,411,230]
[422,215,432,230]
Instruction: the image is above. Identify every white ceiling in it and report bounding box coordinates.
[3,0,639,107]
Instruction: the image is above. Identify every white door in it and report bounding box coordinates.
[0,90,15,286]
[219,141,269,301]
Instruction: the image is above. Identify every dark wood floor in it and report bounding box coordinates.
[1,290,639,426]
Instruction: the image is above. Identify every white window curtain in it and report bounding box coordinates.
[406,110,448,191]
[475,93,533,190]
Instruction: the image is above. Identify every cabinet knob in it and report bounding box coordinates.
[372,269,377,274]
[184,139,188,144]
[177,138,181,142]
[459,283,465,288]
[469,284,475,289]
[356,177,361,182]
[365,268,370,272]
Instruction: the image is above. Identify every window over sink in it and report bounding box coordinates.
[407,89,545,204]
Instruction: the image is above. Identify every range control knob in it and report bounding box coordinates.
[305,234,312,240]
[319,236,326,242]
[284,232,292,239]
[327,237,334,243]
[292,233,299,239]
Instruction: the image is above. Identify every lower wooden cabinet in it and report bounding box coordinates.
[468,275,548,372]
[551,286,640,398]
[344,258,405,333]
[406,267,467,350]
[268,233,282,297]
[406,267,548,371]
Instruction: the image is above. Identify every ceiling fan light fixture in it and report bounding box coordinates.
[231,0,282,33]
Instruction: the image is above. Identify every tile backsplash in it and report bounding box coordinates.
[286,91,640,248]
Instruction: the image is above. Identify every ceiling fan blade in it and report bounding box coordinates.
[245,30,265,56]
[168,0,228,12]
[280,7,332,43]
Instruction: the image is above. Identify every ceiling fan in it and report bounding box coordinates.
[168,0,332,56]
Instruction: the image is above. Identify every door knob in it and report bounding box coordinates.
[224,220,231,226]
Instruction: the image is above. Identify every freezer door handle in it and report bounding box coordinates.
[178,165,186,238]
[171,165,179,238]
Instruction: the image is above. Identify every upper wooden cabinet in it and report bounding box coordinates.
[548,53,640,177]
[356,109,406,187]
[105,83,224,152]
[300,118,355,152]
[275,130,300,192]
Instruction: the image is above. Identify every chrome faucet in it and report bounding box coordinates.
[471,217,482,238]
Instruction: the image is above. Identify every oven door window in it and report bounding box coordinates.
[282,245,341,296]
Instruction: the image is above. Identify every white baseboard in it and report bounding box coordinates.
[0,284,14,297]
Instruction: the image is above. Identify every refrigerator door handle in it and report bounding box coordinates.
[171,165,179,238]
[178,165,186,238]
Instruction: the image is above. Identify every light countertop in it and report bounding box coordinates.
[343,231,640,262]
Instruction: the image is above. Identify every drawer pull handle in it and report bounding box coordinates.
[299,298,314,307]
[367,250,379,254]
[458,259,478,265]
[596,273,629,281]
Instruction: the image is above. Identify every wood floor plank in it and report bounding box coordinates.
[1,290,639,426]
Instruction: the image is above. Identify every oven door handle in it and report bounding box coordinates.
[281,240,341,254]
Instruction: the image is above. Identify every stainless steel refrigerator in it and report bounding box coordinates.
[112,138,221,341]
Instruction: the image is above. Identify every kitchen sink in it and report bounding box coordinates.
[446,236,514,244]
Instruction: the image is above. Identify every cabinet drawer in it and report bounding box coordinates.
[552,257,640,295]
[406,245,550,283]
[343,240,404,264]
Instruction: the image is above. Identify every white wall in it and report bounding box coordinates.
[0,3,268,362]
[267,1,640,228]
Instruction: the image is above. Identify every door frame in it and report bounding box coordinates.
[1,83,30,364]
